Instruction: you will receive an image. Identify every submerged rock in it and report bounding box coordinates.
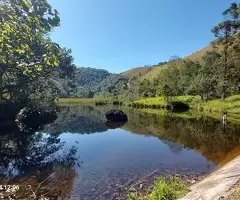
[105,120,127,129]
[105,109,128,122]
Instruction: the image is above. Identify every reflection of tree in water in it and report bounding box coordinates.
[162,140,183,154]
[56,105,240,163]
[123,110,240,164]
[43,106,108,134]
[42,105,240,164]
[0,122,80,199]
[162,116,240,163]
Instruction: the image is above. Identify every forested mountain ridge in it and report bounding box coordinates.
[76,67,111,86]
[74,67,128,98]
[74,28,239,100]
[74,44,214,99]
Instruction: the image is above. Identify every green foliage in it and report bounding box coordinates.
[76,67,110,87]
[0,0,60,72]
[129,176,188,200]
[73,67,128,99]
[211,3,240,99]
[0,0,76,108]
[189,52,221,99]
[134,97,166,107]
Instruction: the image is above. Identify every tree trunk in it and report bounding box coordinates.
[222,34,228,100]
[222,48,227,100]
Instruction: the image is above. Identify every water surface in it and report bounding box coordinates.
[1,105,240,199]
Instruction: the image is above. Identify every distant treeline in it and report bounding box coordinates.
[70,3,240,101]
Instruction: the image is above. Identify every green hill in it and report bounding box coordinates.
[73,45,214,98]
[187,46,213,61]
[121,66,154,78]
[121,45,213,80]
[74,67,128,98]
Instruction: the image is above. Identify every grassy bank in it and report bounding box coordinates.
[129,176,189,200]
[132,96,202,109]
[56,98,123,106]
[57,94,240,114]
[133,95,240,114]
[203,95,240,114]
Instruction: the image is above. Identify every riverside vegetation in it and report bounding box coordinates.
[0,0,240,200]
[128,177,189,200]
[58,3,240,116]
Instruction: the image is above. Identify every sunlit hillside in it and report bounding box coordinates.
[122,45,213,80]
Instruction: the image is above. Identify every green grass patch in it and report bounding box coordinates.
[58,95,240,115]
[132,95,240,114]
[141,108,202,119]
[132,96,202,109]
[56,98,110,106]
[129,176,189,200]
[134,97,166,107]
[203,95,240,114]
[56,98,124,107]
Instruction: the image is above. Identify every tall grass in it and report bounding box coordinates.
[132,96,201,109]
[132,95,240,114]
[204,95,240,114]
[129,176,189,200]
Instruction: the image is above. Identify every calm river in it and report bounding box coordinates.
[1,105,240,200]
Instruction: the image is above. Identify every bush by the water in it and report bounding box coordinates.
[129,176,188,200]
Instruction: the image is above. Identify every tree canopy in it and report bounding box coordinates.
[0,0,76,107]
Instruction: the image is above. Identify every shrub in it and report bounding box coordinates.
[129,176,189,200]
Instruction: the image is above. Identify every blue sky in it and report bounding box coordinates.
[49,0,234,73]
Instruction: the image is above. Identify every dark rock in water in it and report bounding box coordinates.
[171,101,190,113]
[0,102,18,121]
[105,109,128,121]
[16,107,57,131]
[105,120,127,129]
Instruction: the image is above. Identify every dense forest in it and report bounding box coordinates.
[73,67,128,98]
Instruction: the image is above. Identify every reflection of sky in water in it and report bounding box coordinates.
[57,128,216,199]
[59,128,215,180]
[59,129,214,170]
[4,104,239,199]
